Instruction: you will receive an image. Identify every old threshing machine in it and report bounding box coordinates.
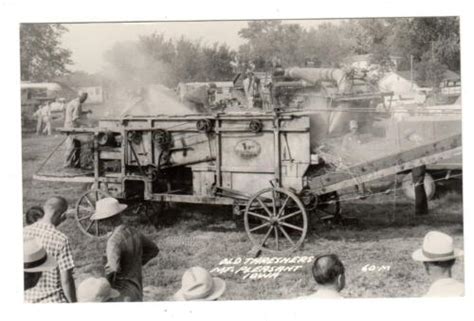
[34,68,462,254]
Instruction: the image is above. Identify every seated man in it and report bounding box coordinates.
[24,236,57,294]
[298,254,345,299]
[412,231,464,297]
[91,198,159,302]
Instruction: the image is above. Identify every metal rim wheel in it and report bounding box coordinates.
[75,187,111,239]
[401,173,436,201]
[244,187,308,253]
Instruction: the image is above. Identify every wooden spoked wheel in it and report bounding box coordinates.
[244,187,308,253]
[75,188,112,239]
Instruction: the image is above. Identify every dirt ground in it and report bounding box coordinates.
[22,133,464,300]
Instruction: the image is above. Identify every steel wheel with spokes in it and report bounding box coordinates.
[75,187,111,239]
[244,187,308,253]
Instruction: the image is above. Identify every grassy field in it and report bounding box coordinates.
[22,133,464,300]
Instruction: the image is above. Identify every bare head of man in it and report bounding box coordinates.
[42,196,68,226]
[312,254,346,292]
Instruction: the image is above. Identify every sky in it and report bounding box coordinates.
[61,19,336,73]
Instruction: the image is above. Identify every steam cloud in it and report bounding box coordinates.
[100,41,195,117]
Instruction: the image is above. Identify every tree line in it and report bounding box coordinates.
[20,17,460,89]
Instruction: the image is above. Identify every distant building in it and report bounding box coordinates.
[78,86,105,104]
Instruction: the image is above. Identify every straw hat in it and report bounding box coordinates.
[90,198,128,221]
[412,231,464,262]
[174,266,226,301]
[77,277,121,302]
[24,236,57,273]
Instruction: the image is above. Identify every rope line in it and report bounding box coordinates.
[34,136,68,174]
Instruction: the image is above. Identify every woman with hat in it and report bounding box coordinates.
[412,230,464,297]
[91,197,159,302]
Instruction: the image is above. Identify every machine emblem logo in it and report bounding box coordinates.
[234,139,261,159]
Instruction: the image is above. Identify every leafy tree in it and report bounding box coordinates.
[20,24,73,81]
[102,18,460,91]
[139,33,176,65]
[415,53,448,88]
[172,37,205,82]
[201,43,235,81]
[340,20,373,55]
[237,19,391,69]
[238,20,305,67]
[389,17,460,86]
[341,19,394,69]
[300,23,354,67]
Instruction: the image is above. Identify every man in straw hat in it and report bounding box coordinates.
[24,196,77,303]
[91,197,159,302]
[173,266,226,301]
[24,236,57,295]
[77,277,121,302]
[412,230,464,297]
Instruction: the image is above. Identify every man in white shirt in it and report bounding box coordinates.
[412,231,464,297]
[34,99,53,136]
[298,254,345,299]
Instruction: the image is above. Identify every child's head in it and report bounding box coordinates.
[25,206,45,225]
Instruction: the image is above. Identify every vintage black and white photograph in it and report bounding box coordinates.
[19,16,463,303]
